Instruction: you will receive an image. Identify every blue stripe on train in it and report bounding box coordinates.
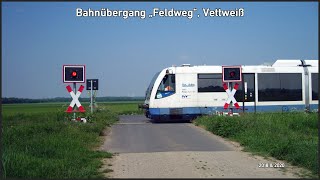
[148,104,318,120]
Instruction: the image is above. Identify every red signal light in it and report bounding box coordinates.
[72,71,77,77]
[230,71,235,77]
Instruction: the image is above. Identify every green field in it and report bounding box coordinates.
[2,102,318,178]
[1,102,143,179]
[194,112,318,177]
[2,101,144,116]
[99,102,143,115]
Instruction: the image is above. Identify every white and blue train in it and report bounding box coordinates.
[141,60,318,121]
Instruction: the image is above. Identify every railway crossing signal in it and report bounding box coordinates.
[63,65,86,121]
[221,65,242,116]
[222,66,242,82]
[223,83,240,109]
[66,85,85,113]
[63,65,85,83]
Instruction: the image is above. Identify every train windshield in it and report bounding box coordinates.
[145,71,160,101]
[155,74,176,99]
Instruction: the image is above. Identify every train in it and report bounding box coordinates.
[140,60,318,121]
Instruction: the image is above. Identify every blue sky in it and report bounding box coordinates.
[2,2,318,98]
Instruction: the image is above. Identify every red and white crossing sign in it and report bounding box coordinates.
[223,83,240,109]
[66,85,85,113]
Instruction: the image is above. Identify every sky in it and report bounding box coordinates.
[2,2,318,99]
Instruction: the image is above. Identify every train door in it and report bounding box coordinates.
[234,73,256,112]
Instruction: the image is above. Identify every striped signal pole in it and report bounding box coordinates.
[66,84,85,113]
[223,82,240,110]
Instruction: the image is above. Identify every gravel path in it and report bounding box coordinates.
[99,115,309,178]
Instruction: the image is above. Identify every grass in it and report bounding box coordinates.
[2,101,144,116]
[194,112,318,177]
[2,103,68,115]
[1,102,142,179]
[101,101,144,115]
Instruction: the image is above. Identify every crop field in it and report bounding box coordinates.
[1,101,143,178]
[194,112,318,177]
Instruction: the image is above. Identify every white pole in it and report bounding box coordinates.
[229,82,233,115]
[91,80,93,113]
[73,82,76,120]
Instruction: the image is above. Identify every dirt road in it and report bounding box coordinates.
[99,115,308,178]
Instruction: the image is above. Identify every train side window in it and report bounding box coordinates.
[198,74,225,92]
[258,73,302,101]
[155,74,176,99]
[312,73,318,100]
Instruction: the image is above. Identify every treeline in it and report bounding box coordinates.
[2,97,145,104]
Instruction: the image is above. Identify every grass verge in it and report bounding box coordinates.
[2,106,118,178]
[194,112,318,177]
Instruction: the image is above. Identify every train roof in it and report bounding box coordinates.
[176,60,318,67]
[166,60,318,73]
[272,60,318,67]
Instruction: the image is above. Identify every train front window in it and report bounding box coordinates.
[156,74,176,99]
[145,71,160,101]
